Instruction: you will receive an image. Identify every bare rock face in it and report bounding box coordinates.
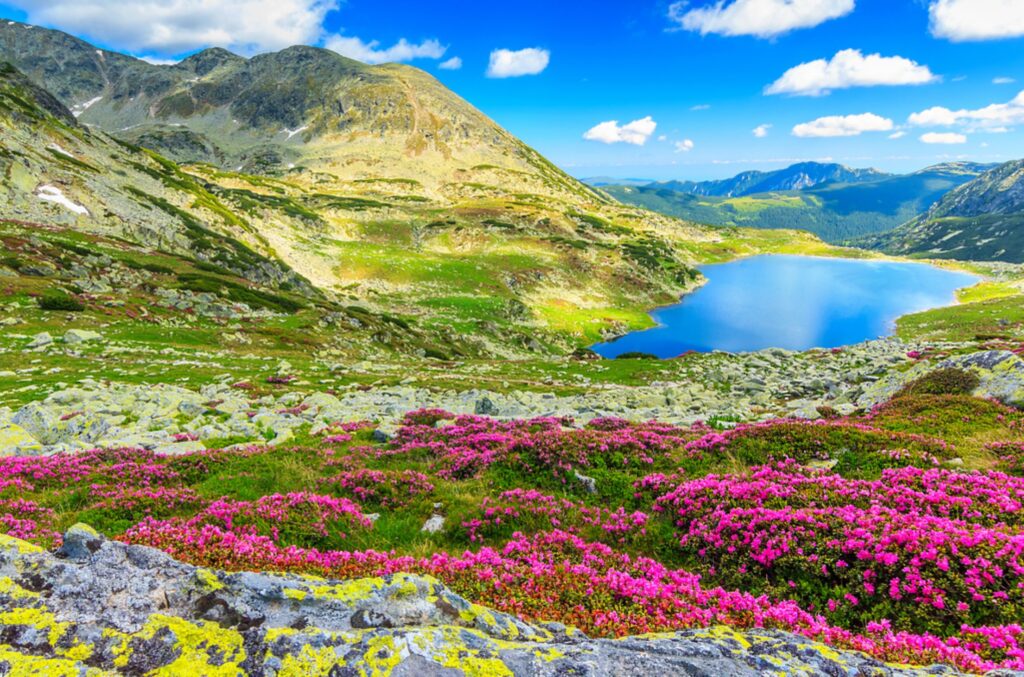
[0,525,1002,676]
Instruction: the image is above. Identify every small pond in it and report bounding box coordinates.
[592,255,980,358]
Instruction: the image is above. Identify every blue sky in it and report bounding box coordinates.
[3,0,1024,180]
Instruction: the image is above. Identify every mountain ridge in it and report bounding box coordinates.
[603,161,996,243]
[864,159,1024,262]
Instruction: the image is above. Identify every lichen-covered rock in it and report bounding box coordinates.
[0,528,1007,676]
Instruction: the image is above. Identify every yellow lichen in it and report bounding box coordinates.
[195,569,225,591]
[0,646,104,676]
[0,577,40,600]
[277,644,343,676]
[121,615,246,676]
[363,634,406,676]
[282,587,308,601]
[309,576,386,603]
[0,533,44,555]
[0,607,71,647]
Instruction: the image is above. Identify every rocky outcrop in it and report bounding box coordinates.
[859,350,1024,409]
[0,527,992,676]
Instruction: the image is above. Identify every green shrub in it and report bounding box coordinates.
[37,291,85,312]
[897,368,980,398]
[615,351,659,360]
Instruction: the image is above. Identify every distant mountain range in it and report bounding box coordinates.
[862,159,1024,263]
[601,161,997,243]
[648,162,891,197]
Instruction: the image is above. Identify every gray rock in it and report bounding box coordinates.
[63,328,103,344]
[27,331,53,349]
[421,513,446,533]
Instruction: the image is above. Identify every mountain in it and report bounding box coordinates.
[604,162,992,242]
[1,23,752,356]
[0,20,603,207]
[864,159,1024,262]
[582,177,654,187]
[653,162,890,198]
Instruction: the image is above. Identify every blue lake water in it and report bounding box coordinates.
[592,255,980,358]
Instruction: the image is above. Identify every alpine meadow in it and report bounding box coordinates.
[2,1,1024,675]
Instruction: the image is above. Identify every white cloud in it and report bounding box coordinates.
[690,104,711,111]
[765,49,937,96]
[325,35,446,65]
[6,0,338,56]
[583,116,657,145]
[792,113,894,137]
[486,48,550,78]
[753,124,772,137]
[438,56,462,70]
[139,56,180,66]
[668,0,854,38]
[994,77,1016,84]
[908,90,1024,129]
[657,134,668,141]
[920,132,968,144]
[889,130,907,139]
[675,139,695,152]
[929,0,1024,41]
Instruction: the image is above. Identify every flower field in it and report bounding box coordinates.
[3,393,1024,672]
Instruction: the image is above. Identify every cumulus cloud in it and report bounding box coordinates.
[765,49,937,96]
[5,0,338,56]
[929,0,1024,41]
[753,124,772,137]
[908,91,1024,129]
[889,130,907,139]
[438,56,463,70]
[325,35,446,65]
[920,132,968,144]
[668,0,854,38]
[486,48,550,78]
[583,117,658,145]
[792,113,894,137]
[675,139,696,152]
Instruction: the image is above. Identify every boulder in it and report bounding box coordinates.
[26,331,53,349]
[0,422,42,456]
[63,328,103,345]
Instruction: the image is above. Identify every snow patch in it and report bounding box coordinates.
[72,96,103,117]
[282,125,308,140]
[36,185,89,216]
[47,143,75,157]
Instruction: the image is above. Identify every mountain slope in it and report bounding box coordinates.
[0,61,306,290]
[654,162,890,198]
[864,159,1024,262]
[605,162,991,242]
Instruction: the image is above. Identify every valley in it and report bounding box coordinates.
[2,13,1024,677]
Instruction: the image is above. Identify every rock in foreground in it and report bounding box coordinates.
[0,526,995,676]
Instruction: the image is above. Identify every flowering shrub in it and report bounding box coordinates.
[319,469,434,509]
[653,462,1024,632]
[3,405,1024,672]
[463,488,649,545]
